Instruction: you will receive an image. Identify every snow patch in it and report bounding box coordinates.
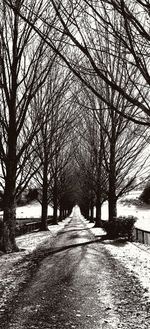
[89,224,150,300]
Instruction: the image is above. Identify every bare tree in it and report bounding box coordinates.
[4,0,150,125]
[32,68,76,228]
[46,0,150,125]
[0,0,56,252]
[3,0,150,229]
[71,17,149,222]
[49,112,76,224]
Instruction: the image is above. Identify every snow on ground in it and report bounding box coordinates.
[0,217,71,315]
[99,190,150,231]
[0,204,150,316]
[73,205,150,301]
[0,202,55,220]
[89,223,150,300]
[16,219,69,251]
[101,199,150,231]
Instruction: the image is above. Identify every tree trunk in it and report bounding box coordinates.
[108,116,117,221]
[90,204,94,222]
[84,204,89,220]
[2,137,18,252]
[53,200,58,224]
[108,160,117,221]
[1,8,19,253]
[63,209,65,218]
[108,186,117,221]
[41,197,48,230]
[41,162,49,230]
[52,175,58,225]
[95,195,102,227]
[3,198,18,253]
[59,205,63,221]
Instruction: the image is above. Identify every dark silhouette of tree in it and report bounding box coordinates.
[0,0,57,252]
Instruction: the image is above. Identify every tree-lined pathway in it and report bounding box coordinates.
[3,207,150,329]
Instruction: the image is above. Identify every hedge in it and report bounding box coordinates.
[101,216,137,241]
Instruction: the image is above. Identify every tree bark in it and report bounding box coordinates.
[1,6,19,253]
[108,157,117,221]
[95,194,102,227]
[108,114,117,221]
[41,161,49,230]
[41,196,48,230]
[2,196,18,253]
[59,205,63,221]
[2,132,18,252]
[89,190,94,222]
[62,209,65,218]
[90,204,94,222]
[52,174,58,225]
[95,140,103,227]
[53,203,58,224]
[108,186,117,221]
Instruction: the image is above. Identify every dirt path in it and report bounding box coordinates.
[1,214,150,329]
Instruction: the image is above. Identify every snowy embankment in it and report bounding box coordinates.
[74,206,150,302]
[0,201,54,222]
[98,191,150,295]
[16,202,54,219]
[89,222,150,301]
[101,190,150,231]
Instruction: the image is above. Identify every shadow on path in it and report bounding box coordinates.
[47,237,105,256]
[57,227,92,235]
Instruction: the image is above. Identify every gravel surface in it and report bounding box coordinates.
[89,224,150,300]
[0,218,71,325]
[0,211,150,329]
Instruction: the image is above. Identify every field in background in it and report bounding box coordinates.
[0,201,56,225]
[0,190,150,231]
[101,190,150,231]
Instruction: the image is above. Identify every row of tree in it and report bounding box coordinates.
[0,1,79,252]
[0,0,149,252]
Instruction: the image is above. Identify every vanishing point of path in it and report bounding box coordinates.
[2,208,150,329]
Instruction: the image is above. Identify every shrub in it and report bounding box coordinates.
[26,188,39,203]
[139,181,150,204]
[102,216,137,241]
[15,223,27,236]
